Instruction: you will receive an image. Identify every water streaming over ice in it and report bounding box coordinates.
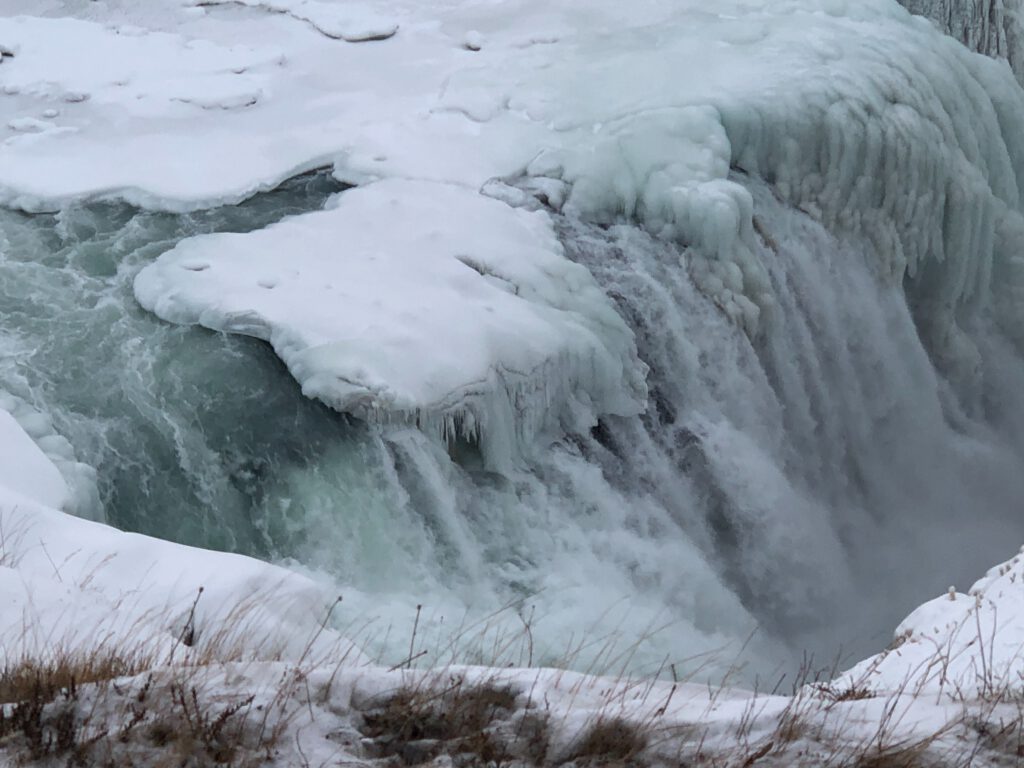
[3,169,1024,679]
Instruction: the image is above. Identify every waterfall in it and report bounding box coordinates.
[5,166,1024,679]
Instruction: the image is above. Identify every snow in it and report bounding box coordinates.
[0,391,99,520]
[840,546,1024,700]
[134,179,646,466]
[0,407,67,512]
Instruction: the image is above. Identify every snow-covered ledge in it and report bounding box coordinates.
[0,401,352,665]
[134,180,646,469]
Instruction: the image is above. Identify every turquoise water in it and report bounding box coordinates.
[0,172,367,553]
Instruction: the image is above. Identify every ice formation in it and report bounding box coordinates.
[87,0,1024,455]
[0,392,99,520]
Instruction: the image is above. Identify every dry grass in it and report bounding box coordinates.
[0,648,146,706]
[3,567,1024,767]
[0,652,286,767]
[565,715,649,765]
[359,675,525,765]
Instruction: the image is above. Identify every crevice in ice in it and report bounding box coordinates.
[193,0,398,43]
[171,92,262,110]
[453,254,519,295]
[1,159,342,215]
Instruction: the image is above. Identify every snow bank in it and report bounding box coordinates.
[135,180,645,465]
[841,547,1024,699]
[0,391,99,520]
[0,414,350,665]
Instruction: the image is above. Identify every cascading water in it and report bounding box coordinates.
[4,164,1024,679]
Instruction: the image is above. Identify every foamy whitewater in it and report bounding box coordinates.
[3,0,1024,683]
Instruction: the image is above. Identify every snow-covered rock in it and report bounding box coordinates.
[840,546,1024,700]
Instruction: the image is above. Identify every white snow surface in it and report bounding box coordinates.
[840,546,1024,700]
[0,391,100,520]
[0,408,67,512]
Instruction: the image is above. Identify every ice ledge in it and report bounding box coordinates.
[0,391,100,520]
[134,179,647,469]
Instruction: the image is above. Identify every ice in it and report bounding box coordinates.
[0,406,68,512]
[0,392,100,520]
[135,179,646,467]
